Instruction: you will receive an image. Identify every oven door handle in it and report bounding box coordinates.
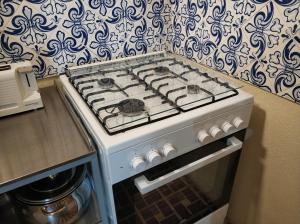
[134,136,243,195]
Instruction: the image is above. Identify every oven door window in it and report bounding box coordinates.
[113,135,243,224]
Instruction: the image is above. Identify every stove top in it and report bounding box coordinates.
[66,53,239,135]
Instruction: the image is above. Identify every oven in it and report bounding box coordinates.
[112,130,245,224]
[59,51,253,224]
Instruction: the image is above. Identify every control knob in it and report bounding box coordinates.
[233,117,244,128]
[146,150,161,164]
[131,156,146,170]
[197,130,210,144]
[221,121,234,133]
[209,126,222,138]
[161,143,176,157]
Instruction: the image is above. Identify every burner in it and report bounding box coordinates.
[154,66,169,75]
[187,85,201,94]
[118,99,145,117]
[98,78,114,89]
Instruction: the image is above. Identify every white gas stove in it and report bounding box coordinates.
[59,52,253,224]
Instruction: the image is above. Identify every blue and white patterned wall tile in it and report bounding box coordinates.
[238,3,285,92]
[235,1,300,102]
[167,0,300,104]
[148,0,173,51]
[1,0,170,77]
[0,0,22,29]
[0,33,34,64]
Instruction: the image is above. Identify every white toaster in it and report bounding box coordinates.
[0,61,43,117]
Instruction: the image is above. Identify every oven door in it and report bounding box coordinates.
[113,131,245,224]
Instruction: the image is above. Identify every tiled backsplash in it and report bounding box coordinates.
[0,0,299,104]
[167,0,300,104]
[0,0,171,77]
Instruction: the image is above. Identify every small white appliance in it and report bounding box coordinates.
[59,52,254,224]
[0,61,43,117]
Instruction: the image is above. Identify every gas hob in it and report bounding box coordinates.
[65,52,239,135]
[59,51,253,156]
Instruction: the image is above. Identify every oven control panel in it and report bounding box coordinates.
[109,104,252,184]
[197,117,244,144]
[130,143,176,170]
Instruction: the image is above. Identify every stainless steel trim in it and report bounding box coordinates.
[56,81,96,152]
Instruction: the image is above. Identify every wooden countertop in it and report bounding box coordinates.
[0,85,94,188]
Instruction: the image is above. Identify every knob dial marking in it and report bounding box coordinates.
[146,150,161,164]
[161,143,176,157]
[209,126,222,138]
[222,121,234,133]
[198,130,210,144]
[131,156,146,170]
[233,117,244,128]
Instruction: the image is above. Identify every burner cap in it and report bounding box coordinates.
[154,66,169,75]
[187,85,201,94]
[98,78,114,89]
[118,99,145,117]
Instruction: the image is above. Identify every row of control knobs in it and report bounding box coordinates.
[131,117,244,170]
[131,143,176,170]
[198,117,244,144]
